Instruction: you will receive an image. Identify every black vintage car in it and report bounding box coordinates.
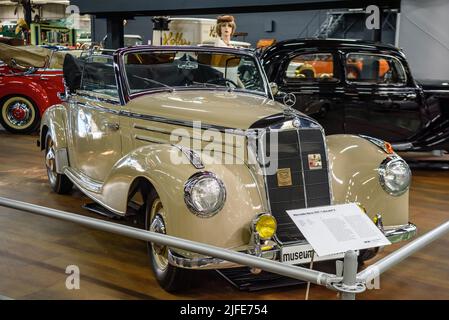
[261,39,449,153]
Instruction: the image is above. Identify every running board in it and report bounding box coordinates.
[217,267,305,292]
[82,202,124,220]
[82,201,142,223]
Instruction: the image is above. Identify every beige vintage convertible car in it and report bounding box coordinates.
[39,45,416,292]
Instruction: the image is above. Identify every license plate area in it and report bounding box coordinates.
[280,243,345,265]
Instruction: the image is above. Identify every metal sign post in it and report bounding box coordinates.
[328,250,366,300]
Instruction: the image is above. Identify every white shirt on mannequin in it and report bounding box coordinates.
[214,37,233,48]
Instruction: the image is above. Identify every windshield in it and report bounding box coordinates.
[124,50,266,95]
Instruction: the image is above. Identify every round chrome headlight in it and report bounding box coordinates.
[184,172,226,218]
[379,158,411,196]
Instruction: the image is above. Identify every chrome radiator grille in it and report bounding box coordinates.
[261,128,331,244]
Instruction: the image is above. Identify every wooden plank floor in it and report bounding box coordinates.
[0,130,448,300]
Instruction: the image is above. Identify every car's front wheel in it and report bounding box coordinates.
[0,96,40,134]
[45,132,73,194]
[145,189,193,292]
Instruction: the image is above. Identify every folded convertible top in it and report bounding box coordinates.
[63,52,83,92]
[0,43,66,69]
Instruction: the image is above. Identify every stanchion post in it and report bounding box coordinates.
[341,250,358,300]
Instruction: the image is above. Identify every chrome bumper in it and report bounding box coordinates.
[168,247,278,270]
[168,223,418,270]
[384,223,417,243]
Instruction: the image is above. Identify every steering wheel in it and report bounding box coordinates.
[206,77,239,88]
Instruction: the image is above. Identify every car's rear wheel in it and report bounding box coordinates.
[145,189,192,292]
[45,132,73,194]
[0,96,40,134]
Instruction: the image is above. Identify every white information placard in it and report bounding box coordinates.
[286,203,391,257]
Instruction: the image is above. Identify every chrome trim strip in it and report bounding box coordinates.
[134,135,165,144]
[76,91,121,106]
[25,73,62,77]
[245,161,270,213]
[76,101,121,114]
[129,87,269,100]
[37,68,63,72]
[359,134,395,154]
[133,124,211,142]
[133,123,242,148]
[172,145,205,169]
[64,167,103,194]
[134,124,173,136]
[122,110,246,134]
[296,130,309,207]
[257,128,274,217]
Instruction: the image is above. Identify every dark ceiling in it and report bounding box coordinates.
[71,0,401,17]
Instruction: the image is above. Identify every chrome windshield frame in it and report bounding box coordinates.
[115,46,271,102]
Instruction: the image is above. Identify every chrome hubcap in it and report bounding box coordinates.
[149,200,169,271]
[6,102,31,126]
[150,215,166,255]
[46,148,55,170]
[45,137,57,185]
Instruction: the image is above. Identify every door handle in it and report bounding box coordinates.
[406,93,417,99]
[105,122,120,131]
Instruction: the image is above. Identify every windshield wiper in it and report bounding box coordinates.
[189,81,237,93]
[189,81,224,89]
[132,75,175,93]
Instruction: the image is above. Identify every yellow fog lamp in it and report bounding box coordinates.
[252,214,277,240]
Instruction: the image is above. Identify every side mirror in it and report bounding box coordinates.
[57,91,69,102]
[57,82,72,102]
[269,82,279,96]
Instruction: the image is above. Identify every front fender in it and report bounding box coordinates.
[102,145,264,249]
[327,134,409,227]
[40,104,68,150]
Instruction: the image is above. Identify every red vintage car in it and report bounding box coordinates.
[0,44,66,134]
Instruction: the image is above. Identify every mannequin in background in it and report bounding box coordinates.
[214,15,245,88]
[215,15,236,47]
